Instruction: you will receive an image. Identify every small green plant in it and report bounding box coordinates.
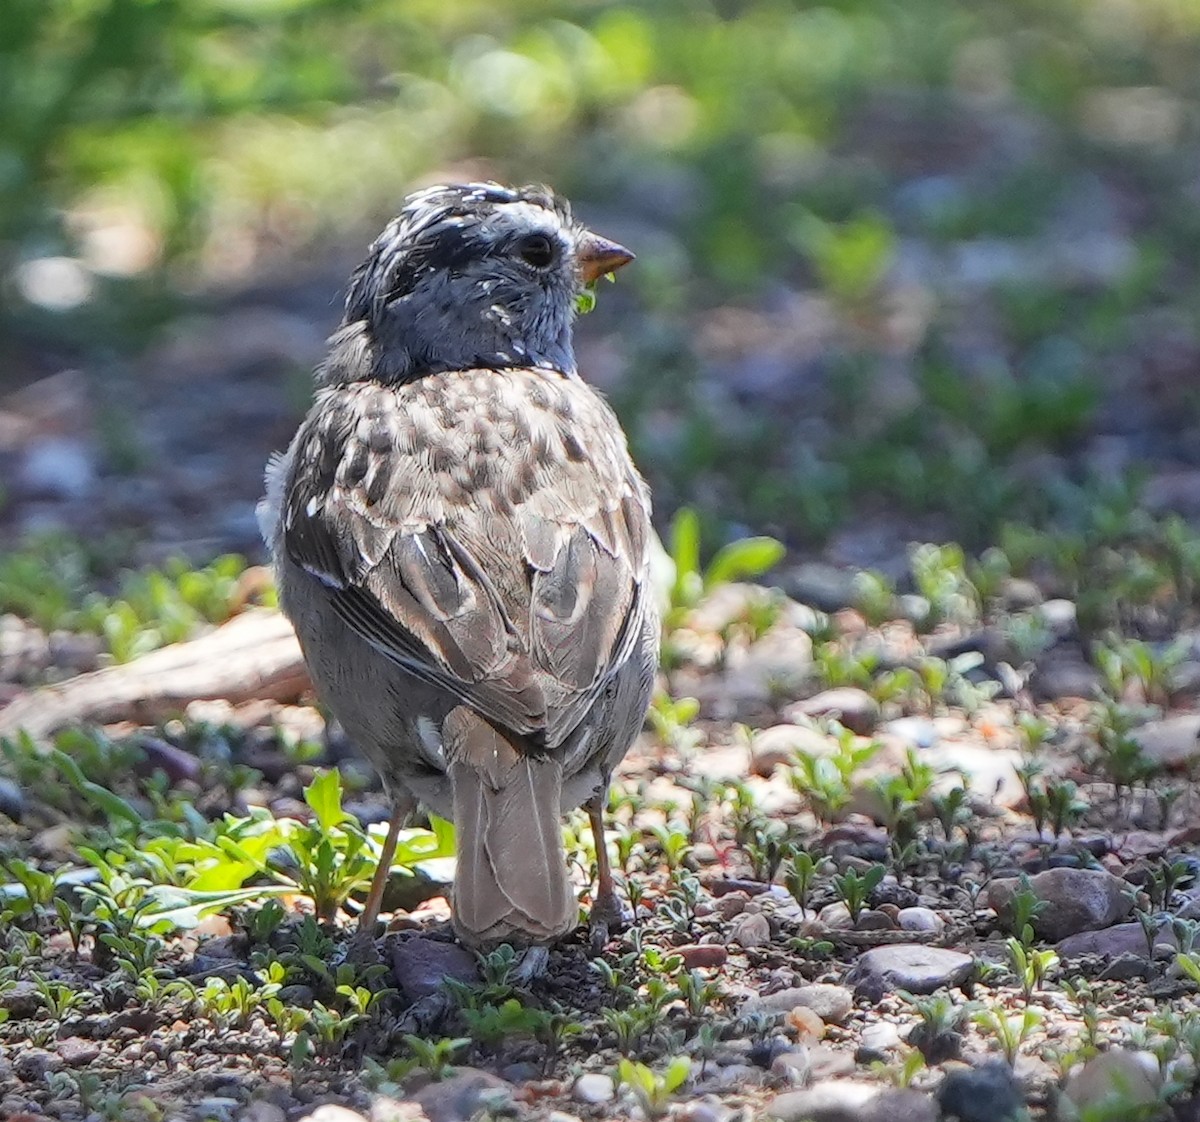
[1004,875,1047,946]
[832,863,884,924]
[901,991,968,1063]
[1007,937,1059,1001]
[973,1006,1042,1065]
[784,848,818,912]
[616,1056,691,1119]
[664,507,784,627]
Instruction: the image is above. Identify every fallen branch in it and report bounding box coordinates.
[0,609,309,743]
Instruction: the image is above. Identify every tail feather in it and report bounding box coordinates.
[446,708,576,945]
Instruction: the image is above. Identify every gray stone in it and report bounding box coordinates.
[784,563,859,612]
[571,1073,614,1105]
[937,1060,1023,1122]
[412,1070,513,1122]
[1063,1051,1160,1115]
[768,1079,878,1122]
[897,907,944,934]
[56,1037,101,1067]
[729,910,772,948]
[790,983,854,1025]
[770,1046,811,1085]
[741,984,851,1022]
[297,1109,368,1122]
[1133,714,1200,769]
[847,944,975,996]
[789,688,879,735]
[1057,920,1176,958]
[752,724,829,776]
[988,868,1132,942]
[391,937,479,1001]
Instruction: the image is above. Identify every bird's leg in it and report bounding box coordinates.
[586,790,630,952]
[354,796,410,948]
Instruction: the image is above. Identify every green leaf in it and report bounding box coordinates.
[49,749,143,827]
[704,536,785,589]
[304,769,350,833]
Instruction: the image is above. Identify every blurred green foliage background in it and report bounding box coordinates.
[3,0,1200,552]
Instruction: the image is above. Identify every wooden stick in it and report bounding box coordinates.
[0,609,310,743]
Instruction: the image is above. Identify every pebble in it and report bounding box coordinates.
[770,1046,811,1085]
[678,943,729,969]
[55,1037,100,1067]
[988,867,1132,941]
[0,778,25,821]
[729,910,772,948]
[847,944,975,997]
[197,1100,243,1122]
[1063,1050,1160,1115]
[936,1060,1024,1122]
[740,984,851,1022]
[751,724,830,776]
[239,1102,287,1122]
[673,1099,732,1122]
[572,1073,614,1105]
[391,936,479,1001]
[14,1049,61,1081]
[788,688,879,735]
[1057,920,1176,958]
[0,981,42,1019]
[412,1070,513,1122]
[1132,714,1200,769]
[897,907,944,934]
[784,1006,824,1042]
[769,1080,937,1122]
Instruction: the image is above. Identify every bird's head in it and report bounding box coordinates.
[328,182,633,385]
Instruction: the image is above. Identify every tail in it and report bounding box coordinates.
[445,707,576,946]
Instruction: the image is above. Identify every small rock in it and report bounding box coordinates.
[14,1049,62,1081]
[897,907,945,935]
[881,717,938,748]
[847,944,975,997]
[774,1085,932,1122]
[1063,1050,1160,1115]
[789,688,879,735]
[572,1073,614,1105]
[240,1104,287,1122]
[55,1037,100,1067]
[988,868,1132,942]
[784,563,859,613]
[789,984,854,1025]
[785,1006,825,1042]
[0,778,24,821]
[199,1100,243,1122]
[1133,714,1200,769]
[1098,952,1152,981]
[1058,920,1176,958]
[714,891,751,918]
[678,944,728,969]
[278,984,315,1007]
[18,437,95,500]
[0,980,43,1018]
[752,724,829,776]
[937,1060,1023,1122]
[413,1070,512,1122]
[673,1098,732,1122]
[807,1044,856,1080]
[1033,651,1100,700]
[859,1021,903,1054]
[729,911,772,948]
[391,937,479,1001]
[370,1100,428,1122]
[296,1108,368,1122]
[770,1046,811,1085]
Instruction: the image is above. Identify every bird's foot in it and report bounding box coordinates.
[588,887,633,954]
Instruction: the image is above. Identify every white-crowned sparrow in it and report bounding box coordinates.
[259,183,657,954]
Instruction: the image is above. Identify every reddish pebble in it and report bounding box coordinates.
[678,944,728,969]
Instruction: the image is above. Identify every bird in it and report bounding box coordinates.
[259,182,658,959]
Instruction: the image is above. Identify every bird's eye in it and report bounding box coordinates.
[515,233,556,268]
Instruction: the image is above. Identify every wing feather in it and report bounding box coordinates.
[281,368,651,749]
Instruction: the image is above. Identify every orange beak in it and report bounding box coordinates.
[576,231,635,284]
